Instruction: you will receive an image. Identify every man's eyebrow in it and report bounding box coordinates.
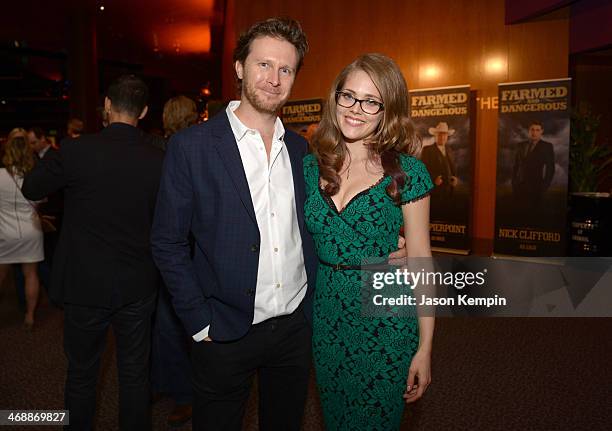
[251,56,296,71]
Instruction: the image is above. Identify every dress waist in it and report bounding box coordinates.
[318,257,387,271]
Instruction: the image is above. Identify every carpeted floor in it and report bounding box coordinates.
[1,279,611,430]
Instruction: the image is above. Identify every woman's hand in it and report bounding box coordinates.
[403,348,431,403]
[388,235,407,262]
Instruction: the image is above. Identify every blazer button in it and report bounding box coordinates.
[251,244,259,252]
[245,288,255,296]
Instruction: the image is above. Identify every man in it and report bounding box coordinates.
[22,75,164,430]
[27,127,56,159]
[151,18,317,431]
[26,127,62,291]
[66,118,85,138]
[421,121,458,205]
[512,121,555,212]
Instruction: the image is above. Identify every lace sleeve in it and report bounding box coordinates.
[399,154,434,205]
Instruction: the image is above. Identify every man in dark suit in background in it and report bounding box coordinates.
[512,121,555,213]
[151,18,318,431]
[22,75,164,430]
[27,127,56,159]
[26,127,62,290]
[421,121,458,212]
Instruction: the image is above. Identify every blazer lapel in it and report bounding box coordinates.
[211,115,257,225]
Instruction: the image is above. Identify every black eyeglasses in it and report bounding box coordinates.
[335,91,384,115]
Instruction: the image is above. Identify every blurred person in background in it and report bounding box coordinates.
[22,75,164,430]
[27,127,62,292]
[145,95,198,153]
[66,118,85,139]
[150,94,198,427]
[163,95,199,138]
[27,127,57,157]
[0,128,43,329]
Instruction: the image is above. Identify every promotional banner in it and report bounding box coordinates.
[280,98,323,141]
[494,78,571,256]
[409,85,472,254]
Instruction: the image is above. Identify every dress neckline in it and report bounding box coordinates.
[319,175,387,215]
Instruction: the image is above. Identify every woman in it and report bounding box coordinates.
[304,53,434,430]
[0,128,43,328]
[163,95,199,138]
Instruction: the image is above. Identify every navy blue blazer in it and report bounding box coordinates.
[151,111,318,342]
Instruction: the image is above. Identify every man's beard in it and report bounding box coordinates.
[242,81,287,114]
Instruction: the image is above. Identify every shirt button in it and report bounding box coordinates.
[271,212,275,217]
[251,244,259,252]
[276,283,281,289]
[274,247,278,252]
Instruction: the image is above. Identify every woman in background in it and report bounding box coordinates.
[0,128,43,328]
[304,53,435,430]
[150,94,199,427]
[163,95,199,138]
[147,95,200,152]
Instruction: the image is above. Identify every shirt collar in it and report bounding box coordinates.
[226,101,285,143]
[38,145,51,158]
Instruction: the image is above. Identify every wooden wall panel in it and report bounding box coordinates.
[228,0,569,244]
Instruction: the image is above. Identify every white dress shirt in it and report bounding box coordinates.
[38,145,51,159]
[193,101,307,341]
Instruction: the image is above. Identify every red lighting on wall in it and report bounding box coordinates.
[154,23,211,54]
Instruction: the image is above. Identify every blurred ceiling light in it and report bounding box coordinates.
[485,57,506,74]
[99,5,105,11]
[420,64,441,80]
[200,85,211,97]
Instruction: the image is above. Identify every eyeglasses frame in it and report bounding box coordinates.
[334,91,384,115]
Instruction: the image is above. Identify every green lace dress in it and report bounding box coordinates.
[303,153,433,430]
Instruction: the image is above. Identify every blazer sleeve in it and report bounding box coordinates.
[151,132,212,336]
[21,147,67,201]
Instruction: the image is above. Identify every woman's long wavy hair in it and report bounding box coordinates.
[311,53,419,204]
[2,128,35,177]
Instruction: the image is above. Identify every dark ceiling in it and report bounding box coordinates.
[0,0,227,132]
[1,0,224,58]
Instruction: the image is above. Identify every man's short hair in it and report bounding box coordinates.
[232,17,308,92]
[28,126,46,140]
[528,120,543,128]
[106,75,149,118]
